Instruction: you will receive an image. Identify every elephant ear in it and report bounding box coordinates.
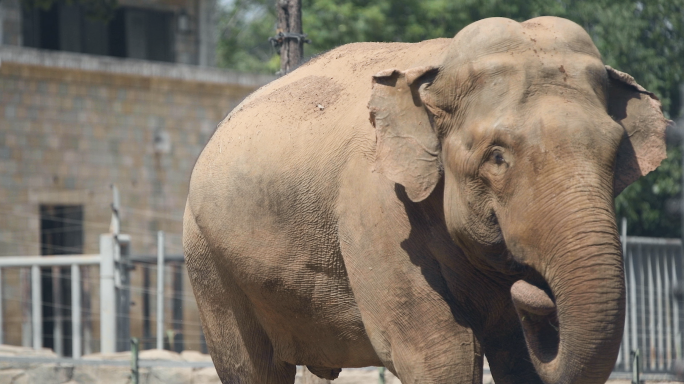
[368,66,441,202]
[607,65,670,196]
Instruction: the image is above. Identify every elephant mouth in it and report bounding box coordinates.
[511,277,559,363]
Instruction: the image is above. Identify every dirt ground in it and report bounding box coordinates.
[295,368,681,384]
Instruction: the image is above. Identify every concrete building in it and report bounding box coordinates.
[0,0,274,356]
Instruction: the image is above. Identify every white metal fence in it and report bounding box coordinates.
[0,232,177,358]
[615,225,683,375]
[1,226,683,378]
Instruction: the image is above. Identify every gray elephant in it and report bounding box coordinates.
[183,16,668,384]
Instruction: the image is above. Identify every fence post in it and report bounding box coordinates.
[100,234,117,353]
[143,266,152,349]
[629,257,638,369]
[116,236,131,353]
[31,264,41,350]
[631,349,640,384]
[82,264,93,355]
[111,186,132,352]
[71,264,81,359]
[130,337,140,384]
[52,266,63,356]
[0,267,3,345]
[157,231,165,350]
[21,268,31,347]
[172,263,184,352]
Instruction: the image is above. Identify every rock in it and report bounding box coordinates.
[146,366,192,384]
[0,364,71,384]
[72,351,131,384]
[182,352,218,384]
[0,369,28,384]
[141,349,191,384]
[0,345,67,384]
[24,365,71,384]
[180,351,212,363]
[191,367,220,384]
[0,345,59,371]
[71,365,130,384]
[140,349,183,361]
[82,351,130,361]
[0,345,56,358]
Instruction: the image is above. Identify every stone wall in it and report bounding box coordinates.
[0,47,273,351]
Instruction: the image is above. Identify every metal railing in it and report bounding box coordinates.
[0,232,173,358]
[615,220,683,376]
[1,225,683,379]
[0,254,100,358]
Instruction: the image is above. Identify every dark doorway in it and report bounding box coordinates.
[39,205,84,357]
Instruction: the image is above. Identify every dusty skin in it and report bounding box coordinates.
[183,17,668,384]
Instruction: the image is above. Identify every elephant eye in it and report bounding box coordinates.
[489,149,506,166]
[482,147,509,182]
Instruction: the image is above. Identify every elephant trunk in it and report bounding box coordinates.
[510,210,625,384]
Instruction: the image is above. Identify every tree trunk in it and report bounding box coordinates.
[277,0,303,74]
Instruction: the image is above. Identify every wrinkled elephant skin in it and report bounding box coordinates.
[183,17,668,384]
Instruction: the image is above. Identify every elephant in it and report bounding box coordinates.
[183,16,669,384]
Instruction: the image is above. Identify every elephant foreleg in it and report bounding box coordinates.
[386,323,483,384]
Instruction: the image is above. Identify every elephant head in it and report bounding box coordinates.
[368,17,668,384]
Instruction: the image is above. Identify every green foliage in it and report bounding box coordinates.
[216,0,280,73]
[216,0,684,237]
[615,146,681,237]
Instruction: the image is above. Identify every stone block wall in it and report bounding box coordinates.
[0,47,273,351]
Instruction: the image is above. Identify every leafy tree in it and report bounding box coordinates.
[216,0,280,73]
[216,0,684,237]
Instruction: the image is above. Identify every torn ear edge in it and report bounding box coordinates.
[369,65,441,133]
[606,65,671,196]
[369,66,442,202]
[606,65,658,100]
[372,66,440,88]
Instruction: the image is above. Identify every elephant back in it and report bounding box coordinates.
[188,39,451,217]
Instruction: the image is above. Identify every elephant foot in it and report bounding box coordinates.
[306,366,342,380]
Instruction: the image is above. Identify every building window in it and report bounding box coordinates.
[40,205,83,256]
[39,204,84,357]
[22,4,175,62]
